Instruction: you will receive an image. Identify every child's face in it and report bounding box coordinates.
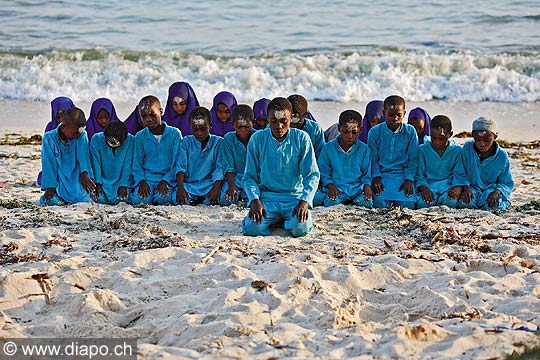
[268,108,291,140]
[234,118,253,141]
[338,122,360,147]
[370,115,382,128]
[255,117,268,129]
[172,96,187,116]
[217,103,231,123]
[409,118,425,138]
[97,109,111,128]
[56,109,65,123]
[430,128,451,151]
[139,103,162,130]
[473,130,497,154]
[289,111,305,129]
[61,123,83,140]
[383,104,406,131]
[191,118,211,142]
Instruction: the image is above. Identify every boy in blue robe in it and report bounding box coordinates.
[416,115,467,208]
[242,97,320,237]
[314,110,372,208]
[131,96,183,205]
[175,107,224,205]
[287,94,325,159]
[457,117,514,210]
[368,95,418,209]
[90,121,134,205]
[40,108,95,205]
[220,104,256,205]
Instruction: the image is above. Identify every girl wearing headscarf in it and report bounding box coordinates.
[210,91,237,137]
[86,98,120,141]
[253,98,270,130]
[408,107,431,145]
[359,100,384,144]
[124,105,144,135]
[163,81,200,136]
[44,96,76,133]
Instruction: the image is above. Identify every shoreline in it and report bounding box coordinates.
[0,99,539,142]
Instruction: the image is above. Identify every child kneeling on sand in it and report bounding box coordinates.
[220,104,256,205]
[242,97,320,237]
[457,117,514,210]
[416,115,467,208]
[175,107,224,205]
[314,110,372,208]
[89,121,134,205]
[131,96,183,205]
[368,95,419,209]
[40,107,95,205]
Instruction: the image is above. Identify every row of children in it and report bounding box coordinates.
[40,91,513,236]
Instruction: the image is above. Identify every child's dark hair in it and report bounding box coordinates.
[104,121,128,143]
[268,97,292,114]
[338,110,362,127]
[383,95,406,109]
[431,115,453,134]
[287,94,308,116]
[138,95,161,109]
[189,106,211,124]
[64,107,86,128]
[232,104,254,123]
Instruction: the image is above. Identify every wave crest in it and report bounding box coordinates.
[0,48,539,103]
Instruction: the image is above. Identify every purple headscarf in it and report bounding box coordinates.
[306,111,317,122]
[163,82,200,136]
[124,106,144,135]
[408,107,431,145]
[86,98,120,141]
[210,91,237,137]
[359,100,385,143]
[253,98,270,129]
[44,96,76,133]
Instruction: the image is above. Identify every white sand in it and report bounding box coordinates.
[0,128,539,359]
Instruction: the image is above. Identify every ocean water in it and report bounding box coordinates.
[0,0,538,140]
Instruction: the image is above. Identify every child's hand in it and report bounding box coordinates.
[327,184,340,200]
[207,183,221,205]
[292,200,309,223]
[176,186,189,205]
[447,186,462,199]
[156,180,170,196]
[225,184,239,202]
[92,184,104,200]
[80,172,96,193]
[459,186,473,204]
[487,189,501,208]
[399,180,414,197]
[363,184,372,201]
[419,186,434,204]
[372,177,384,195]
[138,180,150,199]
[249,199,266,224]
[117,186,128,200]
[44,188,56,201]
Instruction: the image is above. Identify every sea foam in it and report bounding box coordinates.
[0,48,538,104]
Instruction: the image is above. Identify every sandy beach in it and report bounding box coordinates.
[0,126,539,359]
